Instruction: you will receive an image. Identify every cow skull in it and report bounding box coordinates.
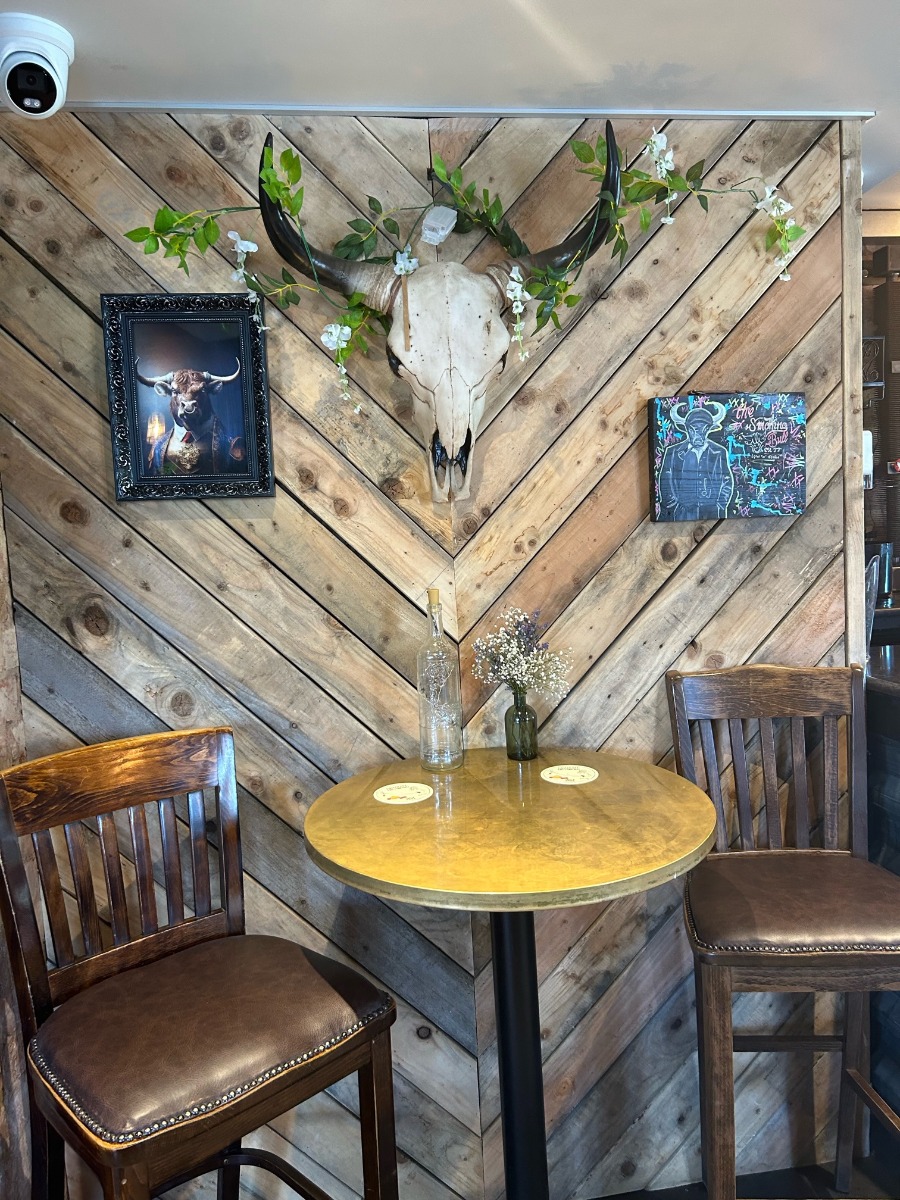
[258,123,621,502]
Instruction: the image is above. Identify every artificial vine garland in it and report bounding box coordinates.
[127,127,804,391]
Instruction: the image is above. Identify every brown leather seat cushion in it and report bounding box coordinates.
[28,934,393,1146]
[685,850,900,955]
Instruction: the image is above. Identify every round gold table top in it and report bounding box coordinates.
[304,747,717,911]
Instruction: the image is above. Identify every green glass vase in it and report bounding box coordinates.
[504,685,538,761]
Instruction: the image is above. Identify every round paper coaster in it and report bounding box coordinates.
[373,782,434,804]
[540,764,599,786]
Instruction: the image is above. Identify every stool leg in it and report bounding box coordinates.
[358,1030,398,1200]
[834,991,865,1192]
[697,960,735,1200]
[217,1141,241,1200]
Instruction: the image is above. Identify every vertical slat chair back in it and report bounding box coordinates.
[666,664,866,855]
[0,728,243,1044]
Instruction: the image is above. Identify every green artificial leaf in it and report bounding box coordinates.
[288,188,304,217]
[571,139,595,164]
[787,224,804,241]
[280,148,302,185]
[666,174,690,193]
[432,155,449,184]
[125,226,151,242]
[686,159,705,183]
[698,193,709,212]
[383,217,400,237]
[263,143,274,171]
[193,227,208,252]
[281,267,296,284]
[245,276,263,293]
[455,213,474,234]
[482,188,491,210]
[765,225,780,251]
[153,206,179,234]
[356,335,369,354]
[488,196,503,225]
[143,234,159,254]
[594,134,608,166]
[450,166,463,192]
[348,218,372,234]
[286,290,301,305]
[203,217,219,245]
[639,206,652,232]
[564,293,581,306]
[367,196,383,215]
[363,231,377,257]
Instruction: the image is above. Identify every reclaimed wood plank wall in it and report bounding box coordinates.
[0,111,858,1200]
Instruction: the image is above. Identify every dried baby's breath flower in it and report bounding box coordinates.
[472,607,573,703]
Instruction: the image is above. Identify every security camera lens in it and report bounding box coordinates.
[6,61,57,113]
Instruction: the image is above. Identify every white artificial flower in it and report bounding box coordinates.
[321,323,351,352]
[660,214,675,226]
[655,149,675,180]
[228,231,259,256]
[754,185,793,219]
[393,244,419,276]
[227,230,259,283]
[644,129,667,159]
[505,267,533,362]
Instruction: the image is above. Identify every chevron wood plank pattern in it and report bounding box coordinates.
[0,111,856,1199]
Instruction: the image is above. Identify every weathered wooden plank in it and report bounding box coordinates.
[3,112,456,558]
[0,231,430,682]
[450,118,800,540]
[454,122,839,626]
[427,118,498,178]
[435,116,586,265]
[359,116,432,189]
[81,110,451,535]
[0,475,28,1200]
[274,114,434,225]
[537,368,844,752]
[477,882,683,1127]
[460,246,841,720]
[462,117,664,275]
[8,512,331,823]
[840,120,865,666]
[603,472,845,765]
[0,410,395,782]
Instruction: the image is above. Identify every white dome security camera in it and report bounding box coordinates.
[0,13,74,118]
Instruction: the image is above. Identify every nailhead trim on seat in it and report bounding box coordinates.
[684,897,900,954]
[29,997,393,1145]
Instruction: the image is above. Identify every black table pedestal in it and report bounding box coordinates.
[490,910,550,1200]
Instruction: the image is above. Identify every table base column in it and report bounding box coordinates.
[490,910,550,1200]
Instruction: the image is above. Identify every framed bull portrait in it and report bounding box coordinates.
[101,292,274,501]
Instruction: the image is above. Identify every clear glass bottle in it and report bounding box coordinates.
[417,587,463,771]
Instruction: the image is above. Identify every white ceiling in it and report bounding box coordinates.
[14,0,900,208]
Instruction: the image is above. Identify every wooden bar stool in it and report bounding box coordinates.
[0,726,399,1200]
[666,663,900,1199]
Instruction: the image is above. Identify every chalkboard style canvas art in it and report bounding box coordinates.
[650,392,806,522]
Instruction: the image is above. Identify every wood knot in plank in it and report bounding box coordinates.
[59,499,88,526]
[381,476,414,501]
[81,602,110,638]
[170,690,194,718]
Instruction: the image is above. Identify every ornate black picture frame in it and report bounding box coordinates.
[102,293,273,501]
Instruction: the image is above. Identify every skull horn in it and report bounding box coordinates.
[513,120,622,275]
[203,359,242,384]
[258,134,397,313]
